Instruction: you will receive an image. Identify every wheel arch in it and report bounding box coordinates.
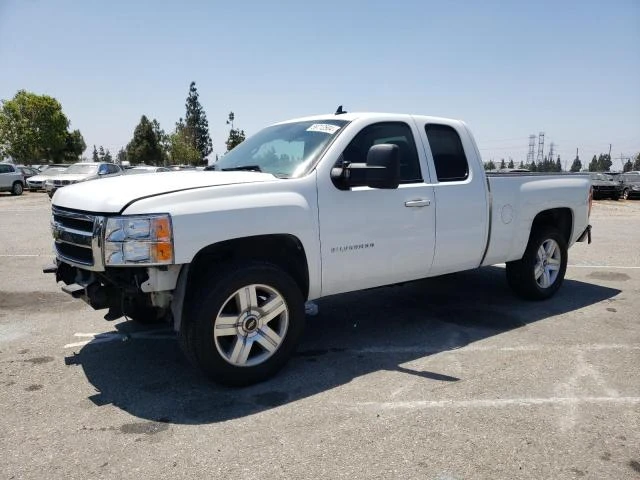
[176,234,310,329]
[530,207,573,245]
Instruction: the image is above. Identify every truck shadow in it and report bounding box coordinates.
[65,266,620,424]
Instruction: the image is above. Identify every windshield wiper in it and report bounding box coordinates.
[221,165,262,172]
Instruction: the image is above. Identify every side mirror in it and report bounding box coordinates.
[330,144,400,190]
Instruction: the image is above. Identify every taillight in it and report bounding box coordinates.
[588,186,593,218]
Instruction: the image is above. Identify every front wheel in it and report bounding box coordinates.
[11,182,23,196]
[622,189,629,200]
[506,228,568,300]
[180,261,305,386]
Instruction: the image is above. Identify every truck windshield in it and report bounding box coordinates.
[213,120,348,177]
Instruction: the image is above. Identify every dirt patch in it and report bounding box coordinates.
[0,291,78,312]
[24,356,54,365]
[119,422,169,435]
[587,272,630,282]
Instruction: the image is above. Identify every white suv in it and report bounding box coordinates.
[0,163,25,196]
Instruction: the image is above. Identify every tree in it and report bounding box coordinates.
[169,122,200,165]
[483,160,496,171]
[151,119,169,163]
[596,153,612,172]
[555,157,562,172]
[126,115,164,165]
[116,147,127,165]
[622,159,633,172]
[92,145,99,162]
[57,129,86,162]
[588,155,598,172]
[507,159,514,169]
[225,112,246,151]
[633,153,640,171]
[499,159,506,169]
[0,90,69,163]
[103,149,113,163]
[570,156,582,172]
[98,145,105,161]
[184,82,212,162]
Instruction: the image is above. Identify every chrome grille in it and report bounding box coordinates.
[51,206,105,271]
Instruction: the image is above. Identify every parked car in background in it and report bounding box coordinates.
[39,164,70,173]
[619,172,640,200]
[589,172,622,200]
[125,166,171,174]
[18,166,39,181]
[26,166,69,192]
[45,162,123,198]
[0,163,25,195]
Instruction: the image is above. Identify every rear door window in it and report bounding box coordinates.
[425,124,469,182]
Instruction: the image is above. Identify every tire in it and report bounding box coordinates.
[11,182,23,196]
[612,193,620,201]
[180,261,305,386]
[506,227,568,300]
[622,189,629,200]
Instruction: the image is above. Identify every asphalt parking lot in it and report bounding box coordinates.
[0,192,638,480]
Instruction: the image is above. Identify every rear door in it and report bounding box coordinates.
[414,121,489,275]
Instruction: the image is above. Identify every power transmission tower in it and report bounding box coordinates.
[527,135,536,164]
[536,132,545,163]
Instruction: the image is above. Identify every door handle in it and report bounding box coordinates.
[404,199,431,207]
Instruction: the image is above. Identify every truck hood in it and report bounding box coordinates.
[52,170,277,213]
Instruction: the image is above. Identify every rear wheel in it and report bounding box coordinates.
[179,261,305,386]
[506,227,568,300]
[11,182,23,196]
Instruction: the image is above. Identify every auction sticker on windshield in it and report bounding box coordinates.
[306,123,341,134]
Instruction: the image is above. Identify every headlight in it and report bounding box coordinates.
[104,214,174,265]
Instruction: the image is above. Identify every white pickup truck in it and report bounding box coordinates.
[47,112,592,385]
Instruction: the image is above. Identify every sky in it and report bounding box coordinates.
[1,0,639,169]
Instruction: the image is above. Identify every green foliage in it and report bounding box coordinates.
[555,157,562,172]
[634,153,640,171]
[225,111,246,151]
[126,115,165,165]
[570,156,582,172]
[623,159,633,172]
[184,82,212,161]
[169,121,200,165]
[116,147,127,164]
[499,159,506,169]
[151,119,169,163]
[0,90,70,163]
[588,153,612,172]
[92,145,99,162]
[57,129,86,162]
[507,159,514,169]
[103,149,113,163]
[483,160,496,171]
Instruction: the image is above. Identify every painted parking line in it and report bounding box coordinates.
[344,396,640,410]
[63,330,175,349]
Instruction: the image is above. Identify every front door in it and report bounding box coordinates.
[317,121,436,297]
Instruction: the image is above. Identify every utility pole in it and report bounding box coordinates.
[536,132,545,164]
[527,135,536,164]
